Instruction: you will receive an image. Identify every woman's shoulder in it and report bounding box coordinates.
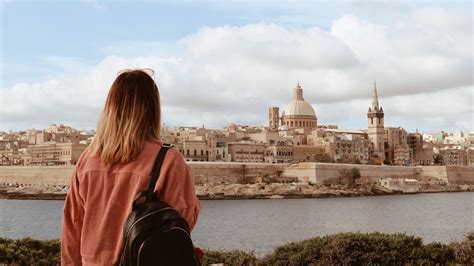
[73,147,96,175]
[143,141,185,163]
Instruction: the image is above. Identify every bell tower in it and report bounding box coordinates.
[269,107,280,129]
[367,81,385,160]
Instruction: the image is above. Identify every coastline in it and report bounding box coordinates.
[1,183,472,201]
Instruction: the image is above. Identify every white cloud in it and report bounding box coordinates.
[1,6,472,133]
[83,0,105,10]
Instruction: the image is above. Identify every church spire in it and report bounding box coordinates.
[372,80,379,110]
[294,81,304,100]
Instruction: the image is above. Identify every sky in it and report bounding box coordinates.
[0,0,472,133]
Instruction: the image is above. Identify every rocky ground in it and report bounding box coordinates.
[194,182,392,199]
[2,181,471,200]
[0,183,68,200]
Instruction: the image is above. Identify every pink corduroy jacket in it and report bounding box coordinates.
[61,141,201,265]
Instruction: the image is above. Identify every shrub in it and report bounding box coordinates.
[202,250,257,265]
[261,232,465,265]
[451,231,474,264]
[0,237,60,265]
[1,232,472,265]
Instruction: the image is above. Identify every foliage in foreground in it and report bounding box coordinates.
[260,231,473,265]
[0,238,60,265]
[0,232,472,265]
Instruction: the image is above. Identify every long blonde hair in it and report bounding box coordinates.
[90,70,161,163]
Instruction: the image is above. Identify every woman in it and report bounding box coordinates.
[61,69,200,265]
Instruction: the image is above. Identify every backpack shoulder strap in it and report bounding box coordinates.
[145,143,173,203]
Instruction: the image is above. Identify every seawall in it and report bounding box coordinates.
[282,163,418,184]
[0,163,472,186]
[0,163,287,186]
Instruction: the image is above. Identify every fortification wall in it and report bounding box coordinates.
[445,166,474,184]
[283,163,418,184]
[419,166,449,182]
[0,163,286,186]
[0,166,74,186]
[0,163,471,186]
[188,162,285,184]
[281,163,316,183]
[317,163,417,184]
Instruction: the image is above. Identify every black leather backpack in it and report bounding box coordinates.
[120,144,200,266]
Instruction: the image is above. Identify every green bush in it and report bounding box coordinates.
[0,237,60,265]
[0,232,472,265]
[451,231,474,264]
[202,250,257,265]
[261,232,471,265]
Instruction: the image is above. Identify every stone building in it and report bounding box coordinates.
[181,140,208,162]
[392,145,411,166]
[227,142,265,163]
[292,145,328,163]
[407,132,423,164]
[440,147,467,166]
[205,132,217,162]
[384,127,411,165]
[332,136,370,164]
[467,148,474,166]
[307,129,370,164]
[264,141,294,164]
[215,132,228,161]
[0,150,22,166]
[367,82,385,161]
[268,82,317,130]
[27,142,88,166]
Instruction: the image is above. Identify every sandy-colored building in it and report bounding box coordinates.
[292,145,328,163]
[407,132,423,164]
[392,145,411,166]
[181,140,208,162]
[331,136,370,164]
[467,148,474,166]
[384,127,411,165]
[248,130,280,144]
[227,142,265,163]
[264,144,293,164]
[418,148,435,165]
[0,150,23,166]
[440,147,467,166]
[307,129,370,164]
[27,142,88,166]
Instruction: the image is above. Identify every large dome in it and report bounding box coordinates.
[281,83,316,118]
[282,99,316,117]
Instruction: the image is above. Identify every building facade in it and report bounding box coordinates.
[228,142,265,163]
[27,142,88,166]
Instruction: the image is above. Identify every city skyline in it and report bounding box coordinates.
[1,1,472,133]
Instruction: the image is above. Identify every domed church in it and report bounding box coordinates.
[268,82,317,130]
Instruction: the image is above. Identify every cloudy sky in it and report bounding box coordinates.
[0,0,472,133]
